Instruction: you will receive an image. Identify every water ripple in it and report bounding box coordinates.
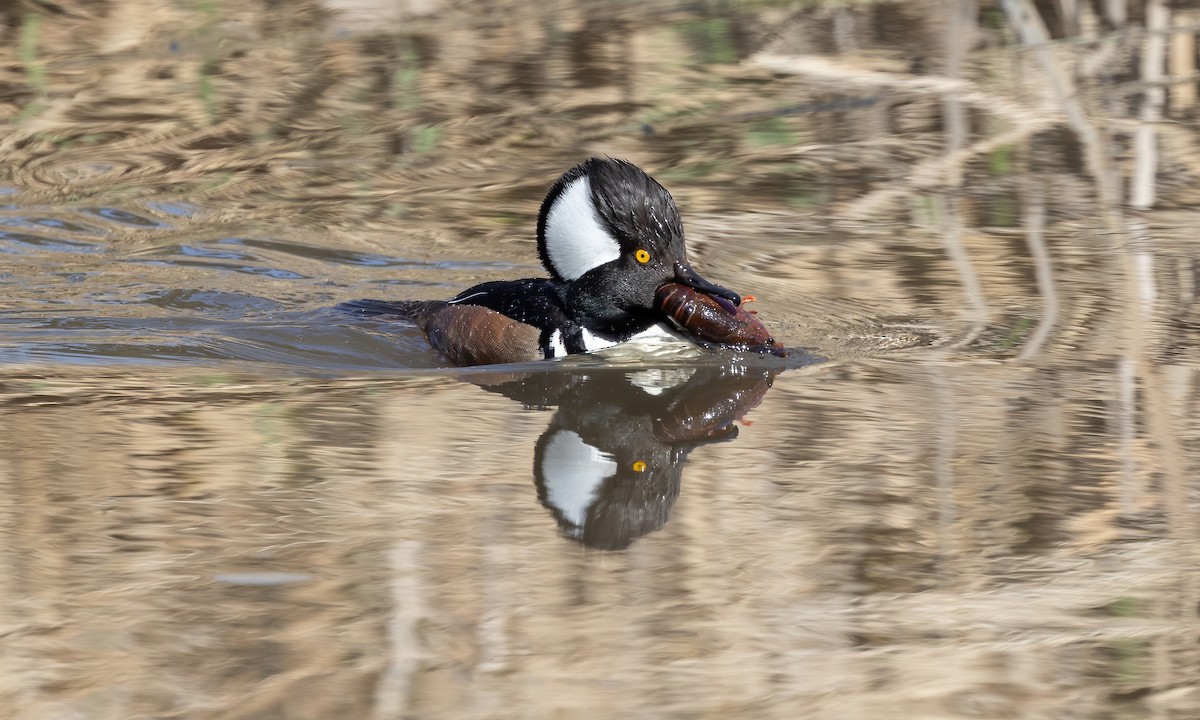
[0,230,101,254]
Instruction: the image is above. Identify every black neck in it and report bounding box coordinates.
[557,284,658,341]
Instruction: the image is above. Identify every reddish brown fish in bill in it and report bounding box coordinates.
[655,282,788,357]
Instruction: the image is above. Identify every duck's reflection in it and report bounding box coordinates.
[472,365,777,550]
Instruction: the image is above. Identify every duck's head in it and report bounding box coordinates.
[536,158,740,337]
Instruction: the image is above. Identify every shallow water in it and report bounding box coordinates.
[2,1,1199,718]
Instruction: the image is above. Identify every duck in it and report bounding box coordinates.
[338,157,762,367]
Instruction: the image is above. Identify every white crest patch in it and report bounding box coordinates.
[540,430,615,531]
[544,177,621,280]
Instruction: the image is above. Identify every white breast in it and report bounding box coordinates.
[545,323,705,360]
[588,323,706,360]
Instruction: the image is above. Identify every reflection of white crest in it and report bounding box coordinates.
[626,367,697,396]
[540,430,615,532]
[543,177,621,280]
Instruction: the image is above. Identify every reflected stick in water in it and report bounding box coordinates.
[1016,182,1057,362]
[941,0,976,162]
[1132,0,1167,213]
[1128,2,1191,560]
[936,0,988,349]
[1103,0,1127,27]
[1168,10,1198,110]
[932,193,988,348]
[927,364,958,577]
[746,52,1054,219]
[373,541,425,720]
[999,0,1122,218]
[1125,0,1166,320]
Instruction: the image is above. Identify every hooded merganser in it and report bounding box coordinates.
[339,158,748,367]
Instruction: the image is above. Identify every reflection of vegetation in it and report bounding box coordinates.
[197,0,220,124]
[35,132,109,149]
[1107,598,1146,691]
[193,373,235,386]
[742,167,832,208]
[656,160,724,182]
[198,60,218,123]
[986,193,1018,227]
[20,14,44,93]
[17,13,46,120]
[745,116,795,146]
[979,4,1006,30]
[409,124,439,154]
[489,211,524,227]
[1107,597,1137,617]
[983,145,1020,225]
[677,18,737,64]
[384,43,437,157]
[253,402,286,446]
[915,194,938,225]
[988,144,1014,175]
[998,316,1034,349]
[637,97,725,130]
[391,48,421,110]
[787,183,831,209]
[702,0,808,7]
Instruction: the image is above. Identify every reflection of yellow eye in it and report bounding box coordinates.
[632,461,647,472]
[635,249,651,264]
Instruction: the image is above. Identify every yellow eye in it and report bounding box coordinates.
[632,461,647,472]
[635,249,651,264]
